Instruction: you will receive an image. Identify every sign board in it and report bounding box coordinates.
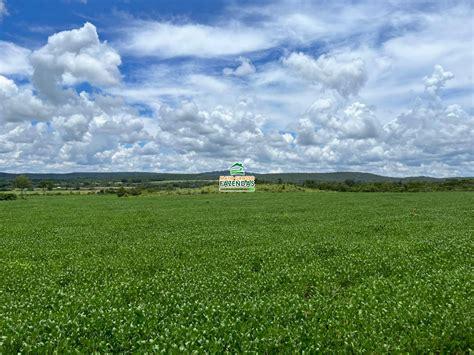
[219,162,256,192]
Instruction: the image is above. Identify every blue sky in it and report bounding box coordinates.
[0,0,473,176]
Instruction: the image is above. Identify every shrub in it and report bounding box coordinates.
[0,193,17,201]
[129,187,142,196]
[117,187,127,197]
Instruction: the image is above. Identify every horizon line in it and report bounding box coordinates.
[1,171,472,180]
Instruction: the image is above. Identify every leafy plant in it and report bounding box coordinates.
[0,192,472,352]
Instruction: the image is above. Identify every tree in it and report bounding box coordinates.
[129,187,142,196]
[38,180,54,194]
[117,186,127,197]
[13,175,32,198]
[344,179,356,186]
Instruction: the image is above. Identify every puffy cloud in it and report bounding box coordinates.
[52,114,89,142]
[0,75,17,96]
[157,101,264,157]
[0,11,472,177]
[423,65,454,97]
[0,102,153,170]
[283,52,367,97]
[0,23,152,171]
[291,64,473,175]
[341,103,380,140]
[384,86,473,168]
[295,98,380,145]
[30,22,121,102]
[385,70,473,172]
[0,41,32,76]
[295,118,320,146]
[0,75,51,122]
[223,57,256,77]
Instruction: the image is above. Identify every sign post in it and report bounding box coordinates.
[219,162,256,192]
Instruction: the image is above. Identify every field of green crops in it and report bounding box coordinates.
[0,192,472,352]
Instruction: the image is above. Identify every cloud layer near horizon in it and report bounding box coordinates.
[0,0,473,176]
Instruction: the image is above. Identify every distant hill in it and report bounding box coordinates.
[253,172,446,183]
[0,171,468,184]
[0,172,198,182]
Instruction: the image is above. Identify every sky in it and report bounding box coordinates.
[0,0,473,176]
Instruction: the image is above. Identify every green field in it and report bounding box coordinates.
[0,193,472,352]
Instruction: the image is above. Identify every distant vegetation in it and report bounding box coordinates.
[116,186,142,197]
[12,175,32,198]
[301,178,474,192]
[0,193,17,201]
[0,172,472,194]
[0,170,467,185]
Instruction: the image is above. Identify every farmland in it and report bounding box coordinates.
[0,192,472,352]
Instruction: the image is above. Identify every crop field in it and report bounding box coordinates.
[0,192,472,352]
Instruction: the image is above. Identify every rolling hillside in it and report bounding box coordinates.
[0,171,464,184]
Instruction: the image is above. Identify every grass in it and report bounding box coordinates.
[0,192,472,352]
[8,182,311,195]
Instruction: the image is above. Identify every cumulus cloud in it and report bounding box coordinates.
[384,66,472,167]
[157,101,264,157]
[0,23,151,172]
[423,65,454,97]
[30,22,121,102]
[283,52,367,97]
[295,98,380,146]
[0,42,32,76]
[52,114,89,142]
[0,75,51,122]
[223,57,256,77]
[0,11,473,177]
[289,64,473,175]
[341,103,380,140]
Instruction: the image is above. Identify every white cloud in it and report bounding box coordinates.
[340,102,380,139]
[362,3,474,115]
[186,74,229,94]
[53,114,89,142]
[283,52,367,97]
[287,64,473,176]
[0,75,51,122]
[295,99,380,145]
[116,1,402,60]
[0,42,32,76]
[30,22,121,102]
[423,65,454,97]
[383,66,473,167]
[0,6,473,177]
[223,57,256,77]
[121,21,274,58]
[0,24,152,171]
[0,0,8,18]
[157,101,264,156]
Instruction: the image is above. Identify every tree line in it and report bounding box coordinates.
[301,179,474,192]
[1,175,473,200]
